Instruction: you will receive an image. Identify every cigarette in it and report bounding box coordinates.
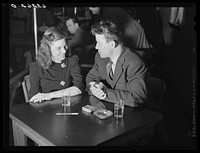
[56,113,79,116]
[94,83,98,87]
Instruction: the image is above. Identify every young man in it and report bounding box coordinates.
[65,16,94,63]
[86,20,147,107]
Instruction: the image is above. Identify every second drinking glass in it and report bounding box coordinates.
[114,100,124,118]
[62,90,71,107]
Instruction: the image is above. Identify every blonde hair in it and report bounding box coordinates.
[36,27,66,69]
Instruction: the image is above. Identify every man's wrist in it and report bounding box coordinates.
[102,92,107,99]
[103,87,108,100]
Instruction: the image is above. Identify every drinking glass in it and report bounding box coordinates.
[62,90,70,107]
[114,100,124,118]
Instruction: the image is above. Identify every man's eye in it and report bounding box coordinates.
[64,46,68,50]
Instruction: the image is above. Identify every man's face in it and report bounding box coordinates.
[66,19,78,34]
[89,7,100,15]
[95,34,113,58]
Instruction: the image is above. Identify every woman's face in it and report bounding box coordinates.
[50,38,67,63]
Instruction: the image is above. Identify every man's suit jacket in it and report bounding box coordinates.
[86,47,147,107]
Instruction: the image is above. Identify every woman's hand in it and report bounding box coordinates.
[29,93,52,103]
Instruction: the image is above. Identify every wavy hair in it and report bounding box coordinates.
[36,27,67,69]
[91,20,124,45]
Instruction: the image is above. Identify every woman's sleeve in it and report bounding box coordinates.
[29,62,40,98]
[85,53,102,93]
[69,55,85,93]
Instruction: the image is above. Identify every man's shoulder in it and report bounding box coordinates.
[77,27,87,34]
[76,27,91,37]
[125,48,141,59]
[123,48,144,65]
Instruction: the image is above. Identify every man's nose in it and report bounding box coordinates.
[62,47,66,53]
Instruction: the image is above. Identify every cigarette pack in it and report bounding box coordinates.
[82,105,95,113]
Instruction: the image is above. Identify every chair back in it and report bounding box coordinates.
[22,75,30,102]
[146,77,166,109]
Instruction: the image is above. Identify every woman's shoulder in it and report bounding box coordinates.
[30,62,41,72]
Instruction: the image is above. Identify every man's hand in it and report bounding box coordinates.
[89,82,106,100]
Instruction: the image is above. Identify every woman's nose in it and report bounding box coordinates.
[95,44,98,50]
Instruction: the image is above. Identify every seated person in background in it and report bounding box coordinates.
[29,27,84,103]
[88,7,154,65]
[86,20,147,107]
[65,16,95,64]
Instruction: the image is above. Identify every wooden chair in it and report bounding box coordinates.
[146,77,166,111]
[22,74,40,146]
[145,77,170,146]
[9,69,29,107]
[22,75,30,103]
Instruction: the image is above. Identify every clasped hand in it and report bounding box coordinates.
[29,93,52,103]
[89,82,106,100]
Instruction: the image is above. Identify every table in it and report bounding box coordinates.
[9,94,163,146]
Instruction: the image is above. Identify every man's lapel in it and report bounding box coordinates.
[111,47,127,88]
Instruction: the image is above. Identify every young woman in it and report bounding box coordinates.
[29,27,84,103]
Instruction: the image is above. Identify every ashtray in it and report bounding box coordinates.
[93,109,113,119]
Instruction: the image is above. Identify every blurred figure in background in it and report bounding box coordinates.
[65,15,95,64]
[133,7,166,77]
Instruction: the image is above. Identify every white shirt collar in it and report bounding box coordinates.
[110,53,121,73]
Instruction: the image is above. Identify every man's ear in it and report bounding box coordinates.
[109,40,117,48]
[75,23,79,28]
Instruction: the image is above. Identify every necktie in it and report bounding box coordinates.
[107,61,114,80]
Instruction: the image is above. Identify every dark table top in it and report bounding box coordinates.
[10,94,163,146]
